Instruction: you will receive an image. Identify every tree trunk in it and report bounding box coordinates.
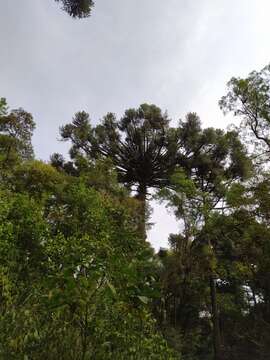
[136,184,147,240]
[209,274,222,360]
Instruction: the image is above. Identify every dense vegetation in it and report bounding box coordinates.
[1,18,270,355]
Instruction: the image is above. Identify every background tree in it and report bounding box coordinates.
[0,98,35,169]
[158,113,252,360]
[220,64,270,163]
[205,208,270,360]
[0,98,8,116]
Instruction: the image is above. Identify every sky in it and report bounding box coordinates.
[1,0,270,250]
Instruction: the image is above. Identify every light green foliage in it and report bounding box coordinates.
[220,64,270,161]
[0,98,35,169]
[0,97,8,116]
[12,160,65,197]
[225,183,247,207]
[0,172,176,358]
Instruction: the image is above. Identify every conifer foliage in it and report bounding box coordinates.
[55,0,94,18]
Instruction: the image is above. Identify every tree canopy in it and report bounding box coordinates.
[53,104,179,238]
[57,104,177,194]
[220,64,270,162]
[0,98,35,169]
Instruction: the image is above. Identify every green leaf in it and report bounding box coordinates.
[138,296,149,304]
[108,281,117,296]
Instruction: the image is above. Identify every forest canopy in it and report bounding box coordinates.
[1,63,270,359]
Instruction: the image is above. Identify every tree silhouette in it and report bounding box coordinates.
[55,0,94,18]
[54,104,178,238]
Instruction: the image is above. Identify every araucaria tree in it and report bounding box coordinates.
[55,104,178,238]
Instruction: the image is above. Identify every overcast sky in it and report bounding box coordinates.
[1,0,270,249]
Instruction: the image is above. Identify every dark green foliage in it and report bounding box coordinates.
[155,247,212,360]
[0,97,8,115]
[204,210,270,359]
[58,104,177,196]
[156,193,270,359]
[56,104,179,239]
[55,0,94,18]
[175,113,251,188]
[156,114,253,359]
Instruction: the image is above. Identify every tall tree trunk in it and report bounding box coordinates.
[204,206,222,360]
[209,274,222,360]
[136,184,147,240]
